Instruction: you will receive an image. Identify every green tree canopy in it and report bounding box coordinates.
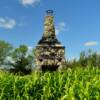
[0,40,13,65]
[11,45,34,74]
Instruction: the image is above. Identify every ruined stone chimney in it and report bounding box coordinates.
[35,10,66,71]
[43,10,55,37]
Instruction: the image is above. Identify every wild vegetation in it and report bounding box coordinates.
[0,40,100,72]
[0,40,100,99]
[0,67,100,99]
[0,40,35,74]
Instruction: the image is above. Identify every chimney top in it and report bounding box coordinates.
[46,10,53,16]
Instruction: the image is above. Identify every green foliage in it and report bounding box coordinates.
[0,67,99,99]
[79,49,100,68]
[12,45,28,59]
[65,49,100,69]
[0,40,13,65]
[0,40,36,73]
[10,45,34,74]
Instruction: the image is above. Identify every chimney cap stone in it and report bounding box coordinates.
[46,10,53,16]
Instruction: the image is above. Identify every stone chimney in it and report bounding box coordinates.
[43,10,55,37]
[35,10,66,71]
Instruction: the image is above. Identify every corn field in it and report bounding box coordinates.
[0,67,100,100]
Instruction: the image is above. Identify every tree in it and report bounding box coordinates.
[79,49,100,68]
[0,40,13,65]
[79,51,88,67]
[10,45,34,74]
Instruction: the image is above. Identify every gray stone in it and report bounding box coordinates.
[35,10,66,71]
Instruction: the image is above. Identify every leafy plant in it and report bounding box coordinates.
[0,67,99,99]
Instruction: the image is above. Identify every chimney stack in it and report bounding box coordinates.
[43,10,55,37]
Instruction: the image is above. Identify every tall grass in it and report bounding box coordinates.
[0,67,100,100]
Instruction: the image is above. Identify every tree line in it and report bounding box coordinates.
[66,49,100,69]
[0,40,100,74]
[0,40,35,74]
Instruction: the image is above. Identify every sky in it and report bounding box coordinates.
[0,0,100,60]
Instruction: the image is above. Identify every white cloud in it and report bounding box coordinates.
[55,22,68,35]
[20,0,40,6]
[84,41,98,46]
[0,17,16,29]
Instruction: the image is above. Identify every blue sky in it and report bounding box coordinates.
[0,0,100,59]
